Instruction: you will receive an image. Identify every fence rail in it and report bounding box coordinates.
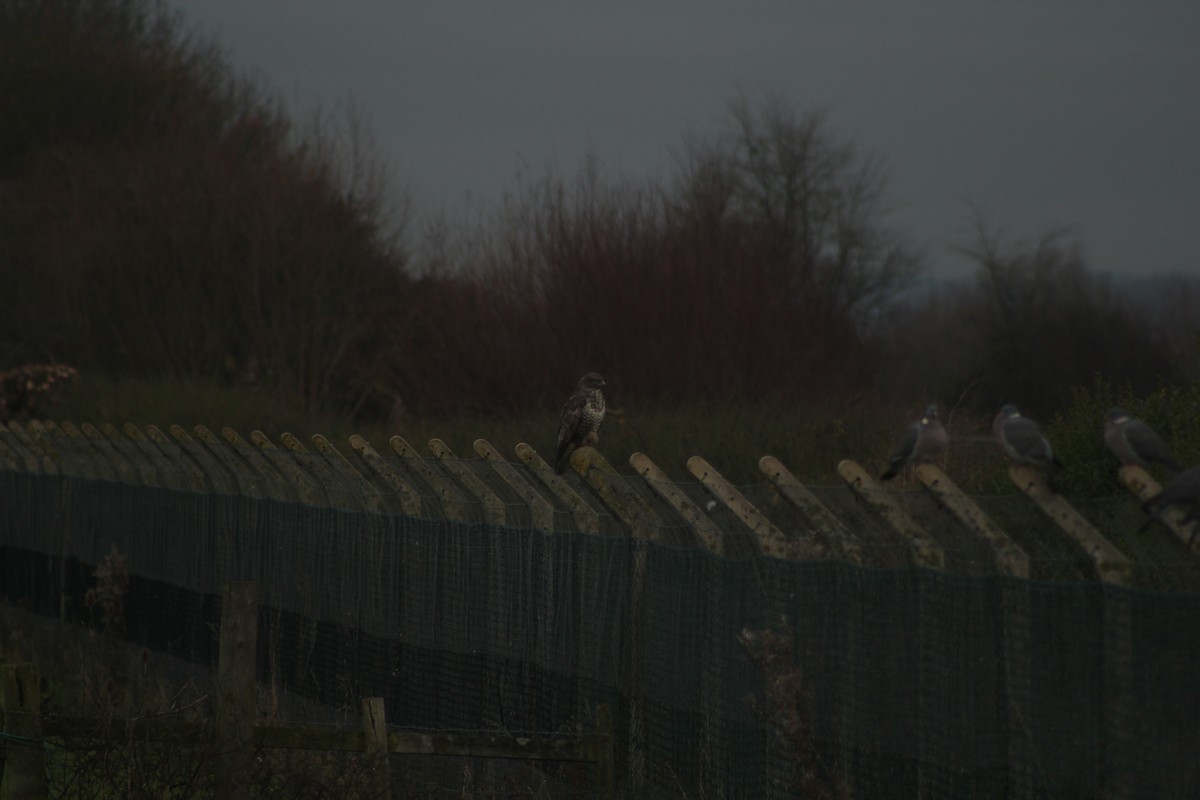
[0,583,615,800]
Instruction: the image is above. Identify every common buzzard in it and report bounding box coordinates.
[555,372,606,474]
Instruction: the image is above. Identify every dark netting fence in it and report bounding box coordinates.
[1,424,1199,798]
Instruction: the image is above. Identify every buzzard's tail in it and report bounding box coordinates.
[554,443,571,474]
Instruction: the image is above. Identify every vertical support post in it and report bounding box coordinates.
[621,536,647,799]
[1102,587,1136,800]
[999,581,1034,799]
[216,581,259,800]
[595,704,615,798]
[362,697,392,800]
[0,663,47,800]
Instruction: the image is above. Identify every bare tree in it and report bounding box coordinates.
[946,213,1177,416]
[669,93,920,330]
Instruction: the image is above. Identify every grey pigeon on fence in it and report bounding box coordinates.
[880,404,948,480]
[1138,463,1200,545]
[555,372,607,473]
[993,404,1063,490]
[1103,407,1180,472]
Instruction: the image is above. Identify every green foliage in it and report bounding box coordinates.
[1047,376,1200,497]
[1045,378,1125,497]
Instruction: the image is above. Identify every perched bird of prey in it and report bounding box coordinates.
[993,404,1063,489]
[1138,463,1200,545]
[880,404,948,480]
[1103,407,1180,472]
[555,372,607,474]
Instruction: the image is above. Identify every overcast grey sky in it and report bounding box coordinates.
[171,2,1200,278]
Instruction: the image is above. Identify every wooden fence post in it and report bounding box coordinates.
[514,442,601,534]
[362,697,392,800]
[1,663,47,800]
[595,704,615,798]
[1007,465,1132,585]
[687,456,800,559]
[915,464,1029,578]
[837,459,945,569]
[216,581,259,800]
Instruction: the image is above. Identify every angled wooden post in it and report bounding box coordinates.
[0,663,47,800]
[1008,465,1132,585]
[760,455,861,564]
[0,428,23,470]
[348,435,423,515]
[170,424,237,494]
[217,581,259,800]
[5,421,56,474]
[66,421,121,480]
[1117,465,1200,555]
[630,452,724,554]
[80,422,139,483]
[100,422,160,486]
[195,425,266,500]
[312,434,386,513]
[838,459,944,569]
[249,431,327,506]
[145,424,209,492]
[45,420,102,480]
[687,456,801,559]
[428,438,507,525]
[281,432,358,510]
[362,697,392,800]
[390,435,474,522]
[475,439,556,533]
[915,464,1029,578]
[23,421,66,476]
[571,447,661,540]
[514,443,601,534]
[220,427,298,503]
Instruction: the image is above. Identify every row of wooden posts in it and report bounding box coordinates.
[0,420,1196,585]
[0,582,615,800]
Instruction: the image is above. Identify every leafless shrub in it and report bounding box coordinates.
[398,96,921,416]
[0,362,79,420]
[887,211,1181,417]
[85,543,129,637]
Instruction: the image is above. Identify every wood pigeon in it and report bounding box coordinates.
[1104,407,1179,472]
[880,404,948,480]
[1138,463,1200,545]
[993,404,1063,490]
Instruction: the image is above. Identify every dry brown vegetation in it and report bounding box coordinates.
[2,0,1197,479]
